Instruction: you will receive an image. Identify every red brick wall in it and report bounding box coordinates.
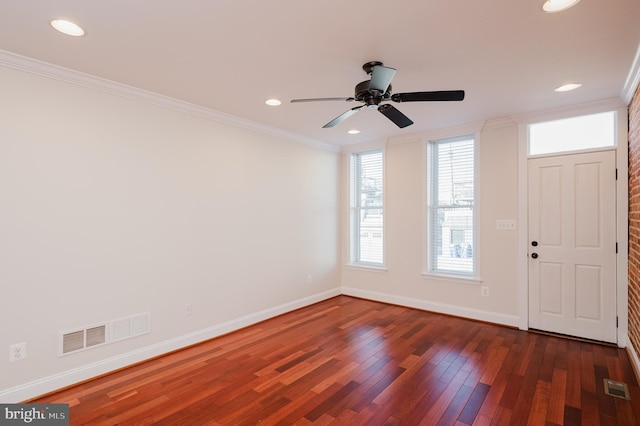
[629,84,640,350]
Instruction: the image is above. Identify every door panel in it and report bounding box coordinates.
[575,265,601,320]
[528,150,616,343]
[539,166,562,246]
[575,163,601,248]
[539,262,562,315]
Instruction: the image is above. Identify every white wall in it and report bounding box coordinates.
[2,53,624,402]
[0,64,340,399]
[341,123,520,325]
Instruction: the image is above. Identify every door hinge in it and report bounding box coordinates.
[616,168,618,180]
[617,316,619,328]
[616,242,618,253]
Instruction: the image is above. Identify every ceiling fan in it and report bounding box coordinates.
[291,61,465,129]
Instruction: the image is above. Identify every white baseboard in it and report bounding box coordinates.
[626,335,640,383]
[0,288,341,403]
[341,286,520,328]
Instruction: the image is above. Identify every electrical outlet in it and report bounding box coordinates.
[185,304,193,317]
[481,287,489,297]
[9,342,26,362]
[306,275,312,285]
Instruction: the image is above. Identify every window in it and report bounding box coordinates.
[428,136,475,275]
[350,150,383,266]
[528,111,615,156]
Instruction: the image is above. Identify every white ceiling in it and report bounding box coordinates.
[1,0,639,147]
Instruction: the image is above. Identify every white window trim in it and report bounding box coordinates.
[527,111,617,157]
[421,271,483,285]
[423,131,482,283]
[346,146,386,269]
[345,264,388,273]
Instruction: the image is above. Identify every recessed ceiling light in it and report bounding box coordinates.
[51,19,85,36]
[555,83,582,92]
[543,0,580,13]
[265,99,281,106]
[347,129,361,135]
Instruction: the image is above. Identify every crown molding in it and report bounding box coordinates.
[481,117,517,131]
[419,121,485,142]
[385,133,422,146]
[0,49,339,153]
[340,138,389,154]
[622,43,640,105]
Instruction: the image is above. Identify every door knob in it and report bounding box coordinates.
[531,253,538,259]
[531,241,538,247]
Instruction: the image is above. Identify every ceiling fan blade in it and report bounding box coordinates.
[291,97,353,103]
[322,105,365,128]
[378,104,413,128]
[392,90,465,102]
[369,65,397,94]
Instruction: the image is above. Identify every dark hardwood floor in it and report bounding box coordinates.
[32,296,640,425]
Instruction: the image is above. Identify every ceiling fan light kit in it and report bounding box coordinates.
[291,61,465,129]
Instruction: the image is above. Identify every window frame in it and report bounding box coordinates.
[527,110,617,157]
[349,148,385,268]
[425,134,479,281]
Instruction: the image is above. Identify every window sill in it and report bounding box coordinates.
[345,264,388,273]
[421,272,483,285]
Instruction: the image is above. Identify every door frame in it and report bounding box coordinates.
[516,100,629,347]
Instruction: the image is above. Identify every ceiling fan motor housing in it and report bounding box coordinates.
[355,80,390,107]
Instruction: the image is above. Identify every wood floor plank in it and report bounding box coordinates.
[581,347,597,394]
[489,406,513,426]
[565,340,583,409]
[436,383,475,426]
[304,380,361,421]
[416,367,470,425]
[474,332,523,423]
[513,336,551,424]
[581,388,600,426]
[29,296,640,425]
[458,382,491,424]
[345,363,405,414]
[527,379,551,425]
[546,368,567,424]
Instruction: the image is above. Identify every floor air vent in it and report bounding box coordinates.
[604,379,631,400]
[59,313,150,356]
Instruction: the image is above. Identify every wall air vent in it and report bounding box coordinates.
[59,312,150,356]
[62,330,86,354]
[61,325,106,354]
[86,325,107,347]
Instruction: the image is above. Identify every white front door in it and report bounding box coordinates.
[528,150,617,343]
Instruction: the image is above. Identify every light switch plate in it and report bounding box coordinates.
[496,220,516,230]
